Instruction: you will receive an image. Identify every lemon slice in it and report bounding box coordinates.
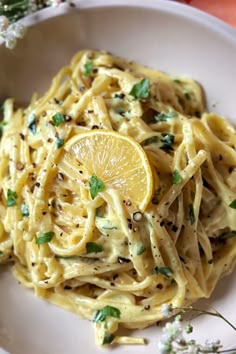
[64,130,153,211]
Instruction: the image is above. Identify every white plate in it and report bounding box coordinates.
[0,1,236,353]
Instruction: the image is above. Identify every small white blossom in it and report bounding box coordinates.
[0,21,26,49]
[163,320,183,340]
[11,23,27,39]
[204,338,221,351]
[45,0,63,7]
[0,16,9,32]
[157,341,172,354]
[161,304,172,318]
[27,0,39,13]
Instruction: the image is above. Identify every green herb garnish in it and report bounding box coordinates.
[6,189,18,207]
[155,111,177,122]
[86,242,104,254]
[102,332,115,345]
[89,174,105,199]
[134,242,146,256]
[219,230,236,240]
[160,133,175,150]
[102,226,117,230]
[93,305,121,323]
[52,112,65,126]
[144,136,159,146]
[154,266,173,278]
[56,255,81,260]
[208,259,213,264]
[28,113,37,134]
[84,61,93,77]
[184,92,191,101]
[129,79,150,100]
[172,169,182,184]
[0,251,3,257]
[56,137,64,148]
[0,120,7,129]
[21,203,29,217]
[36,231,55,245]
[0,120,6,135]
[189,204,195,225]
[229,199,236,209]
[173,79,182,84]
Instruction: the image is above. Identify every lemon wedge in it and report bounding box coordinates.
[64,130,153,211]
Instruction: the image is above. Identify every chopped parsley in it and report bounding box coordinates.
[160,133,174,150]
[21,203,29,217]
[56,255,81,260]
[229,199,236,209]
[93,305,121,323]
[102,226,117,230]
[154,266,173,278]
[129,79,150,100]
[184,92,191,101]
[84,61,93,77]
[155,111,177,122]
[52,112,65,126]
[102,333,115,345]
[144,136,159,146]
[219,230,236,240]
[36,231,55,245]
[0,120,6,138]
[173,79,182,84]
[56,137,64,148]
[134,242,146,256]
[89,174,105,199]
[6,189,18,207]
[86,242,103,254]
[0,251,3,257]
[172,169,182,184]
[189,204,195,225]
[28,113,37,134]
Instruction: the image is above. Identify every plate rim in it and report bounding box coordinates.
[1,0,236,47]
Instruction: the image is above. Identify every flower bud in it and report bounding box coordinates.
[0,16,9,32]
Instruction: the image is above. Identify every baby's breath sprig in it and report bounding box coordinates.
[158,304,236,354]
[0,0,69,48]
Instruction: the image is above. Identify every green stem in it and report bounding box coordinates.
[178,307,236,332]
[216,310,236,332]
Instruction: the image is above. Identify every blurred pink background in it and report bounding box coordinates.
[177,0,236,27]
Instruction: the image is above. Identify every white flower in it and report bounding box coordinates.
[27,0,39,13]
[11,23,27,39]
[163,320,183,340]
[0,21,27,49]
[204,338,221,351]
[4,33,17,49]
[45,0,63,7]
[161,304,172,318]
[0,16,9,32]
[184,342,200,354]
[157,341,172,354]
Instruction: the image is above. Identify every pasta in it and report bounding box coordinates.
[0,49,236,346]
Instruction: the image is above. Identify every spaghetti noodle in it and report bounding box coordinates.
[0,50,236,346]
